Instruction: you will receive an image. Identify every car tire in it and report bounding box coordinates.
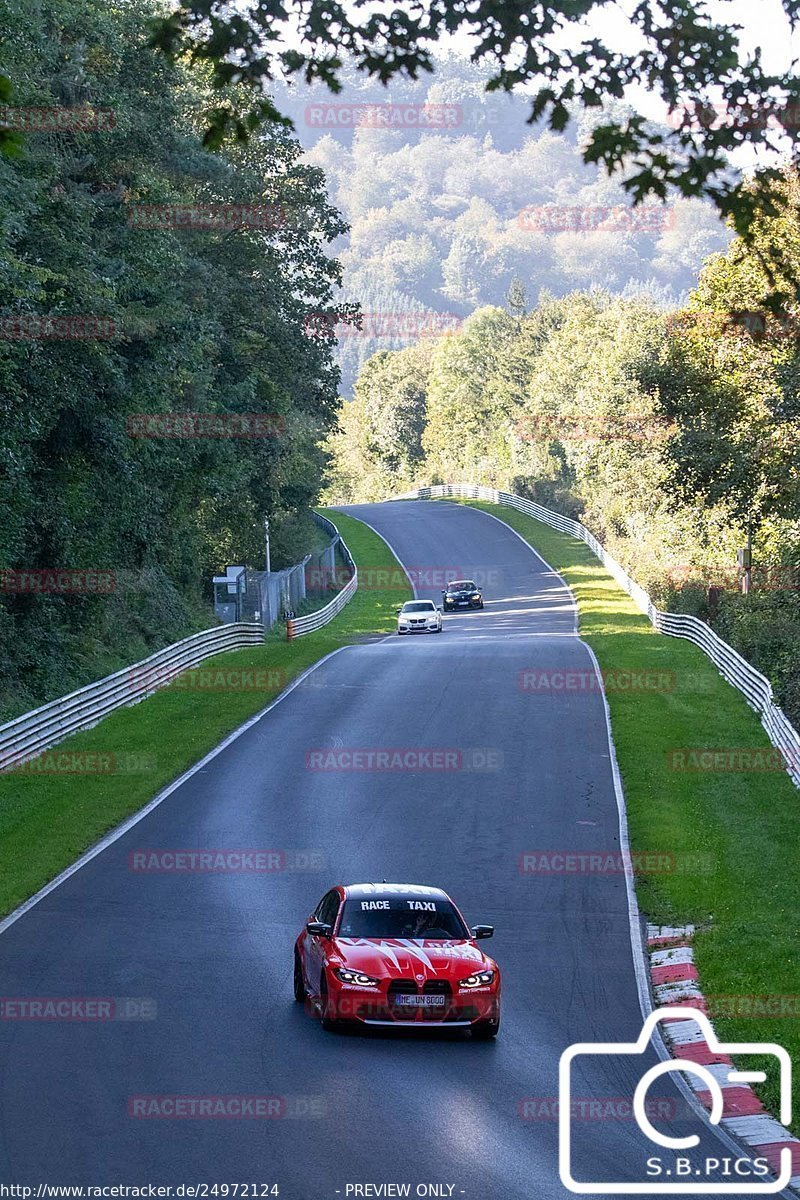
[293,949,306,1002]
[472,1018,499,1039]
[319,972,338,1031]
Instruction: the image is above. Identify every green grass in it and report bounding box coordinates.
[466,500,800,1127]
[0,509,410,919]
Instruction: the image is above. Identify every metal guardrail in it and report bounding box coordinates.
[0,514,358,768]
[0,623,265,772]
[286,517,358,639]
[393,483,800,788]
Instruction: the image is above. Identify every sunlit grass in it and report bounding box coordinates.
[0,509,410,918]
[467,500,800,1128]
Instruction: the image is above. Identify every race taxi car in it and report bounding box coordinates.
[442,580,483,611]
[396,599,443,634]
[294,883,500,1037]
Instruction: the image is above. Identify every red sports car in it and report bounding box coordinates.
[293,882,500,1037]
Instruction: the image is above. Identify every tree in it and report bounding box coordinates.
[506,278,528,319]
[0,0,349,717]
[322,342,434,501]
[148,0,800,287]
[659,172,800,529]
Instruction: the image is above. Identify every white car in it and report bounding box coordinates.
[397,599,443,634]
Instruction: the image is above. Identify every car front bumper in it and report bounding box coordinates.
[327,982,500,1026]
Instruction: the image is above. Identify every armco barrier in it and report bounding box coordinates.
[0,513,359,769]
[0,623,265,772]
[392,483,800,788]
[286,518,357,638]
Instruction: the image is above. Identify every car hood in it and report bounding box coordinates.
[446,587,477,595]
[332,938,494,979]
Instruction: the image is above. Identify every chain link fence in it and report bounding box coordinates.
[215,513,343,629]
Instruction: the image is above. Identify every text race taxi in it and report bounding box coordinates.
[294,883,500,1036]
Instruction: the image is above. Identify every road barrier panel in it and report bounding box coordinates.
[390,483,800,789]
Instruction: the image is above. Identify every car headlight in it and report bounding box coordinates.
[334,968,380,987]
[472,592,481,599]
[458,969,494,988]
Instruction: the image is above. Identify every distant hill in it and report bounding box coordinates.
[270,57,731,396]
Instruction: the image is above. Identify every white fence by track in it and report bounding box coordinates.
[0,515,359,768]
[0,623,265,772]
[286,517,358,638]
[393,483,800,788]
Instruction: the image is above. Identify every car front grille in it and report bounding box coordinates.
[378,979,454,1021]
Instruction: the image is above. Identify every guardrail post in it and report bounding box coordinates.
[286,618,295,641]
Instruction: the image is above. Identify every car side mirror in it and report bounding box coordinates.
[472,924,494,939]
[306,920,332,938]
[396,607,403,614]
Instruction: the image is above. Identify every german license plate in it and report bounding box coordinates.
[395,994,446,1007]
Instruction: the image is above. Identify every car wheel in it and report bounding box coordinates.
[472,1018,499,1039]
[319,972,338,1031]
[293,949,306,1002]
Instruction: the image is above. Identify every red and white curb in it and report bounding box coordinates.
[647,924,800,1192]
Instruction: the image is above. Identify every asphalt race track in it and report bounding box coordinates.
[0,501,788,1197]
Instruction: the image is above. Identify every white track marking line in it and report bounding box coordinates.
[0,646,353,938]
[0,509,416,935]
[456,502,775,1177]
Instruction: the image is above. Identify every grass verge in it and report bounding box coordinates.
[0,509,409,919]
[466,500,799,1127]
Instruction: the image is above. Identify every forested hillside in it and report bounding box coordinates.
[324,177,800,723]
[270,62,730,395]
[0,0,348,720]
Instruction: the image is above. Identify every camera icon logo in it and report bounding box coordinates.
[559,1006,792,1194]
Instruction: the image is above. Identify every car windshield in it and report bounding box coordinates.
[402,602,436,613]
[448,581,475,590]
[337,897,470,939]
